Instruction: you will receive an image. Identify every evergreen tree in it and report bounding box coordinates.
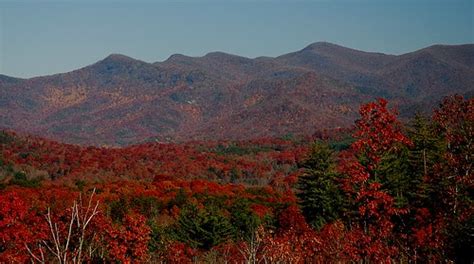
[296,141,343,229]
[406,114,446,206]
[408,114,445,177]
[376,146,412,207]
[374,114,442,208]
[230,199,261,241]
[173,203,233,250]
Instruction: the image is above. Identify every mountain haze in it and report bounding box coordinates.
[1,42,473,145]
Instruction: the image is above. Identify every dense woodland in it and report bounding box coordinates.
[0,95,472,263]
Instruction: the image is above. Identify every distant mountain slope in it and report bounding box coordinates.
[1,42,472,146]
[277,43,474,100]
[276,42,397,82]
[0,74,23,86]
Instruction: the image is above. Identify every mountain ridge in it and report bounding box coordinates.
[1,42,472,146]
[2,42,473,79]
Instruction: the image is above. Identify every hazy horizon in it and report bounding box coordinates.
[1,0,473,78]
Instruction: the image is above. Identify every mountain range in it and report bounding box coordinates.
[1,42,473,146]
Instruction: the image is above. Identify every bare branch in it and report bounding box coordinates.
[25,243,44,264]
[27,189,100,264]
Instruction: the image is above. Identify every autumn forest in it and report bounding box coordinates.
[0,95,472,263]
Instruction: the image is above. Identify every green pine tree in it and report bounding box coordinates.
[296,141,344,230]
[406,114,446,207]
[230,199,261,241]
[173,203,233,249]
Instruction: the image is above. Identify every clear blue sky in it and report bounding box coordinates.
[0,0,472,78]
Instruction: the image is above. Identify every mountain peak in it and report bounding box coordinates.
[298,41,393,59]
[203,52,252,64]
[302,42,344,51]
[89,53,149,74]
[204,51,232,57]
[102,53,138,63]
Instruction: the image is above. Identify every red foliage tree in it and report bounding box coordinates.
[96,213,151,263]
[433,95,473,215]
[339,99,411,262]
[0,191,43,263]
[261,206,320,263]
[162,241,197,263]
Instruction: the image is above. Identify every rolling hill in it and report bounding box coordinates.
[1,42,472,146]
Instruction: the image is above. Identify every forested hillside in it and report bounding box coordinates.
[1,43,472,145]
[1,95,472,263]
